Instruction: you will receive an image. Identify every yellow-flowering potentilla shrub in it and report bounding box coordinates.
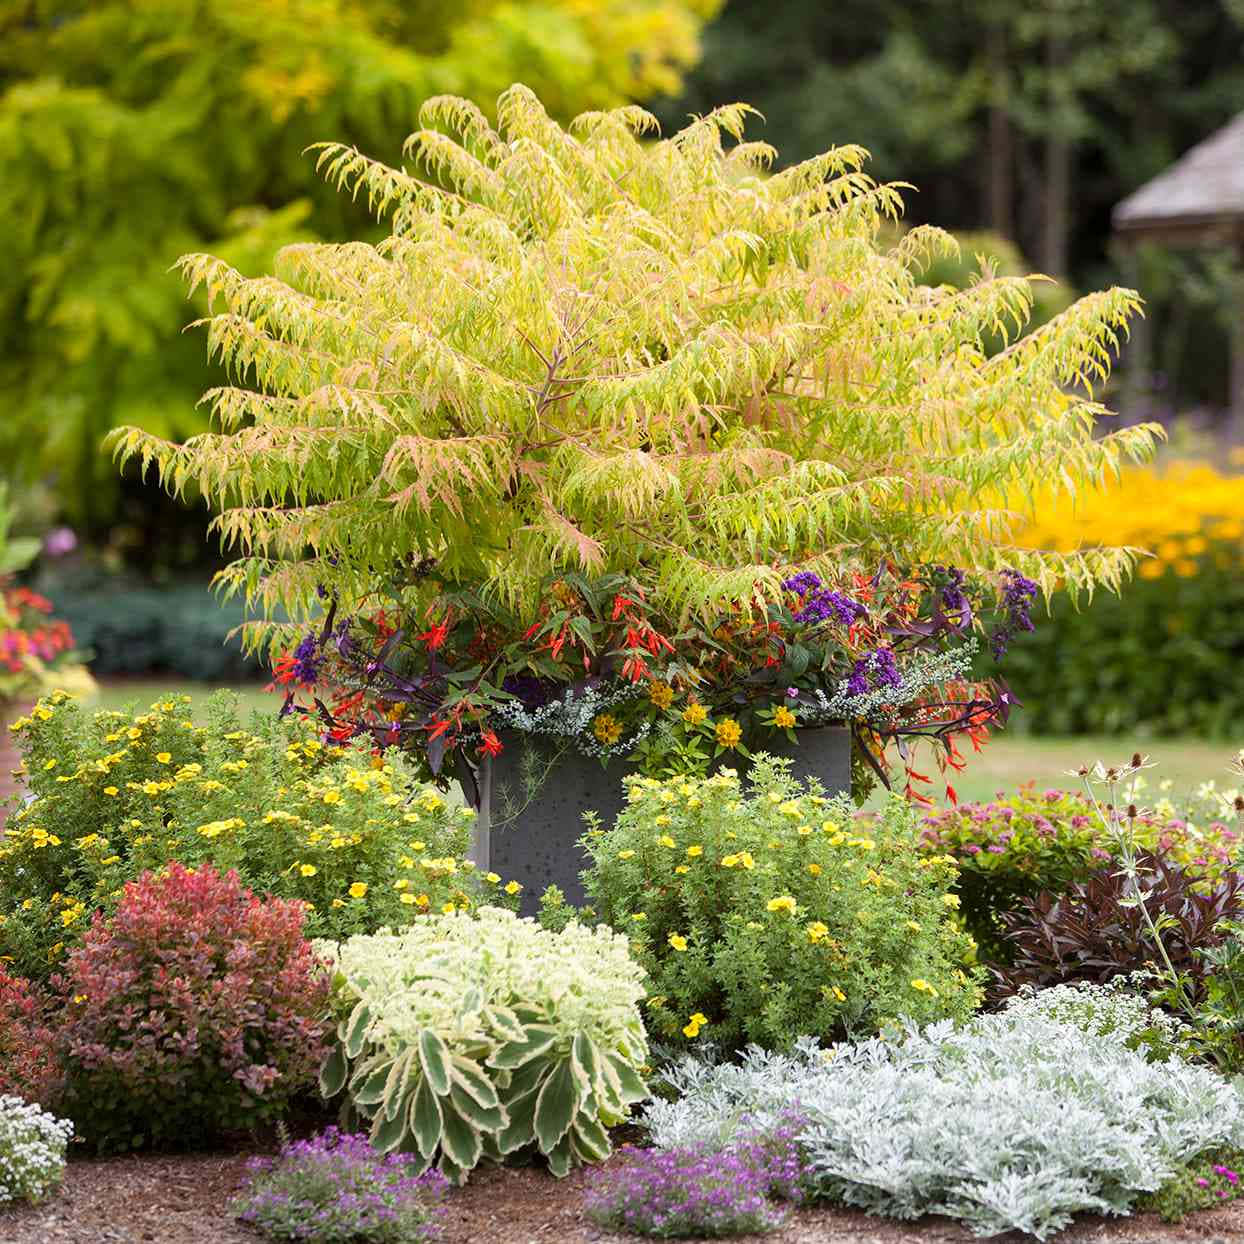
[110,85,1158,650]
[318,907,648,1182]
[581,757,982,1051]
[0,691,516,980]
[1003,459,1244,734]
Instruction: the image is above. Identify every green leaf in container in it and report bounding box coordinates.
[605,1051,648,1103]
[353,1061,393,1107]
[497,1087,538,1155]
[419,1028,452,1096]
[451,1055,500,1109]
[534,1058,579,1153]
[487,1024,558,1070]
[572,1112,611,1161]
[449,1081,507,1132]
[410,1073,443,1160]
[343,1002,372,1058]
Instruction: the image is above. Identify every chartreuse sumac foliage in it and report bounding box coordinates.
[582,758,982,1051]
[55,863,331,1153]
[318,906,648,1183]
[993,854,1244,999]
[108,86,1157,648]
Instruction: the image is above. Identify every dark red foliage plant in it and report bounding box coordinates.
[53,862,331,1153]
[992,854,1244,1001]
[0,964,62,1106]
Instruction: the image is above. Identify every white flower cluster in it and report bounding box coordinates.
[491,682,651,758]
[802,640,978,727]
[641,1003,1244,1239]
[0,1095,73,1206]
[316,905,648,1062]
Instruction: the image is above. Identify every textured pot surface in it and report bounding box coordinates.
[463,727,851,915]
[464,735,632,914]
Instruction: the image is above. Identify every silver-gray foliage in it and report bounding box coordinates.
[641,1005,1244,1239]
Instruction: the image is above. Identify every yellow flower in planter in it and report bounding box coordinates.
[668,933,688,952]
[766,895,797,915]
[504,881,521,895]
[774,706,797,730]
[682,1012,709,1038]
[715,718,742,749]
[911,978,939,997]
[648,681,674,710]
[299,864,318,877]
[682,703,708,727]
[686,845,703,857]
[592,714,623,745]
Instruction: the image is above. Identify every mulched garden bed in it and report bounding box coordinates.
[3,1153,1244,1244]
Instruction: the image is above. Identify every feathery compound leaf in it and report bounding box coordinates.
[115,86,1154,625]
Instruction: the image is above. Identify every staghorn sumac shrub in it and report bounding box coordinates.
[0,967,61,1107]
[54,862,331,1153]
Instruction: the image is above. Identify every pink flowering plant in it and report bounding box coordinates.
[1141,1148,1244,1222]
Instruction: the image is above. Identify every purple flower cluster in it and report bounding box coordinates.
[584,1121,805,1238]
[990,569,1038,659]
[230,1127,448,1244]
[845,647,901,696]
[291,632,321,684]
[782,572,867,628]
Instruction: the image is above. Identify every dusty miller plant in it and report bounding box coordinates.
[642,1008,1244,1239]
[107,85,1159,653]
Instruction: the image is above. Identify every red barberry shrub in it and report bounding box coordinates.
[54,862,331,1152]
[0,966,61,1106]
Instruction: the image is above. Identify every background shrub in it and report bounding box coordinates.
[1007,460,1244,737]
[992,854,1244,1000]
[582,758,982,1052]
[37,577,265,681]
[54,862,331,1152]
[0,690,508,979]
[0,967,61,1107]
[0,1095,73,1206]
[320,907,648,1182]
[920,784,1242,961]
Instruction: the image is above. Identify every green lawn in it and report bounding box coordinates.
[884,732,1235,807]
[85,679,1235,808]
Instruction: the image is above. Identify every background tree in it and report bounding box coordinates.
[657,0,1244,410]
[0,0,718,551]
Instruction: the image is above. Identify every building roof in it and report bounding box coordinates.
[1113,112,1244,246]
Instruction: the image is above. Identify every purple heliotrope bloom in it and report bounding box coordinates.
[846,647,901,696]
[991,569,1038,659]
[292,632,321,683]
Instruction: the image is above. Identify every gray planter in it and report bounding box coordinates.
[460,726,851,916]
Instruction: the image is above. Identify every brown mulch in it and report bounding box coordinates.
[4,1151,1244,1244]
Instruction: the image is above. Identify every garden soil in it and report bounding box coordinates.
[3,1154,1244,1244]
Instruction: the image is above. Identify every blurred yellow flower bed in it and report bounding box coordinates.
[1014,458,1244,580]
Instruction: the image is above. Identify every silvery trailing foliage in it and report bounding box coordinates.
[317,907,648,1183]
[0,1095,73,1206]
[491,682,651,759]
[800,641,977,728]
[641,1005,1244,1239]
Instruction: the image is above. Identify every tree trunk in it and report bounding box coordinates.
[985,24,1014,240]
[1041,31,1071,279]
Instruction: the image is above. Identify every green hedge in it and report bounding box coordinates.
[1000,565,1244,737]
[49,583,266,682]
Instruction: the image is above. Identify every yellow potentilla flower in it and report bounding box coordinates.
[441,902,456,914]
[394,879,410,890]
[485,872,501,884]
[299,864,318,877]
[348,882,368,899]
[400,893,416,904]
[721,853,740,868]
[911,978,939,996]
[658,835,676,848]
[648,681,674,710]
[655,816,672,827]
[773,705,797,729]
[831,986,846,1003]
[618,849,637,860]
[42,759,57,770]
[674,864,690,874]
[682,702,708,727]
[738,851,755,870]
[682,1011,709,1038]
[714,718,742,749]
[322,790,342,805]
[126,728,141,740]
[632,912,647,922]
[808,863,822,876]
[103,786,118,796]
[766,895,798,915]
[906,920,923,932]
[155,753,172,764]
[668,933,688,952]
[592,714,623,745]
[806,921,829,944]
[416,893,430,908]
[686,845,703,857]
[942,894,961,909]
[504,881,521,895]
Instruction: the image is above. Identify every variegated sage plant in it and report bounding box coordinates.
[316,906,648,1182]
